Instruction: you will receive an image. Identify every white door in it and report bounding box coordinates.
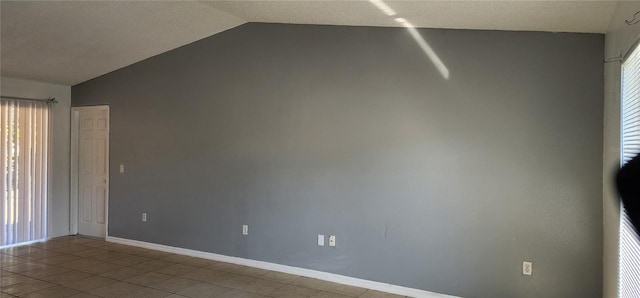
[76,106,109,238]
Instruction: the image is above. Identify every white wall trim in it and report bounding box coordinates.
[69,108,79,235]
[106,236,457,298]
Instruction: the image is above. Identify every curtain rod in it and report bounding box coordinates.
[0,95,58,104]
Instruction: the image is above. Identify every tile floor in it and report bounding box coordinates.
[1,236,408,298]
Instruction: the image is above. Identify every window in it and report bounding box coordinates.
[0,99,50,247]
[620,44,640,297]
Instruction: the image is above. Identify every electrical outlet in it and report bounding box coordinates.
[242,225,248,235]
[142,213,147,222]
[523,261,532,276]
[329,235,336,247]
[318,235,325,246]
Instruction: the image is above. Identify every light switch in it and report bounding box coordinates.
[318,234,325,246]
[120,164,124,173]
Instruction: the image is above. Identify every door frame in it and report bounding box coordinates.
[70,105,110,238]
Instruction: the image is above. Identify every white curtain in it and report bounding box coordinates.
[0,99,50,246]
[620,44,640,297]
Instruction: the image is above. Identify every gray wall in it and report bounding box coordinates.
[72,23,604,298]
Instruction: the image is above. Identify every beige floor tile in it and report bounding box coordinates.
[136,250,172,259]
[260,272,300,284]
[213,273,256,289]
[23,242,46,249]
[233,266,270,278]
[133,260,175,271]
[1,280,56,296]
[15,247,46,256]
[358,290,406,298]
[64,238,97,245]
[206,262,243,272]
[49,236,77,242]
[155,264,199,276]
[63,275,118,291]
[215,289,268,298]
[0,253,15,259]
[40,270,93,284]
[0,259,26,268]
[75,262,122,275]
[21,265,71,279]
[310,291,353,298]
[164,295,190,298]
[125,271,173,286]
[269,284,319,298]
[322,283,367,297]
[291,277,336,291]
[88,281,148,298]
[0,255,29,267]
[30,241,71,250]
[114,247,151,256]
[178,257,216,268]
[128,247,154,255]
[108,255,152,266]
[102,246,127,253]
[290,277,366,297]
[5,237,406,298]
[52,244,92,254]
[180,268,228,284]
[21,249,64,260]
[177,283,231,298]
[79,240,111,248]
[0,292,17,298]
[2,246,44,257]
[237,278,285,295]
[1,274,38,287]
[40,254,82,265]
[4,262,50,273]
[101,244,133,252]
[89,252,130,262]
[58,258,105,270]
[0,270,16,277]
[99,266,147,280]
[66,294,102,298]
[161,254,194,264]
[119,286,172,298]
[148,277,204,293]
[70,248,108,258]
[20,285,80,298]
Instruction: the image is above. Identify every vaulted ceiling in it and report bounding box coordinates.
[1,1,618,86]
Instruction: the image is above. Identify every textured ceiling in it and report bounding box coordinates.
[1,1,618,86]
[0,1,245,85]
[205,0,617,33]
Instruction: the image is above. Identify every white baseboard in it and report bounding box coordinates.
[106,236,457,298]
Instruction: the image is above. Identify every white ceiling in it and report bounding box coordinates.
[1,0,618,86]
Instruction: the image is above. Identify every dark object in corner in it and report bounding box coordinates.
[618,154,640,233]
